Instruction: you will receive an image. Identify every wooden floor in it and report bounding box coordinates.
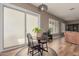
[0,37,79,56]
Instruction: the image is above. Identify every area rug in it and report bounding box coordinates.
[16,47,57,56]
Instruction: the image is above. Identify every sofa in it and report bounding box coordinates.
[64,31,79,44]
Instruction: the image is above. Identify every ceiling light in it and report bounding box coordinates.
[38,4,48,12]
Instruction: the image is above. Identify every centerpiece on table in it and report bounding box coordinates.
[33,27,42,38]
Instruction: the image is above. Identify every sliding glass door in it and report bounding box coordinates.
[3,5,40,48]
[26,13,40,36]
[4,7,25,48]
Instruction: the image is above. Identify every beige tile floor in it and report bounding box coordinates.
[0,37,79,56]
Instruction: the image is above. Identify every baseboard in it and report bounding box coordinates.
[0,44,25,53]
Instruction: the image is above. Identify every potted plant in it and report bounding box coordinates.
[33,27,42,37]
[48,28,52,34]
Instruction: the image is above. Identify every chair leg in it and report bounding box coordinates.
[28,48,34,56]
[40,50,43,56]
[28,48,30,55]
[42,43,48,52]
[38,44,43,56]
[46,43,48,51]
[31,49,34,56]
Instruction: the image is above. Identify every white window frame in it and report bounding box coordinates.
[49,18,59,34]
[1,3,40,50]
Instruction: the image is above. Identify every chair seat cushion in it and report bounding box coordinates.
[39,40,47,44]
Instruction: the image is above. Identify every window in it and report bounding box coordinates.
[49,18,59,34]
[26,13,40,36]
[3,6,40,48]
[61,23,65,33]
[4,7,25,48]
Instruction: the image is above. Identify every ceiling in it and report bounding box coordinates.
[32,3,79,21]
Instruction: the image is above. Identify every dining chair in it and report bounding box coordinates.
[27,33,42,56]
[40,34,48,52]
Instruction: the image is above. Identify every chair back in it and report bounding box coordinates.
[42,33,48,41]
[27,33,34,47]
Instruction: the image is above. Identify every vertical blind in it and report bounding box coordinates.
[26,13,39,36]
[4,7,25,48]
[4,7,40,48]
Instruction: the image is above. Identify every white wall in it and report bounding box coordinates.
[67,20,79,24]
[61,23,65,33]
[0,4,3,51]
